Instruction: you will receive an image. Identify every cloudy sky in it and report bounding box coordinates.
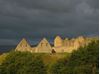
[0,0,99,45]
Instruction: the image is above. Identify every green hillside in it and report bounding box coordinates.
[0,39,99,74]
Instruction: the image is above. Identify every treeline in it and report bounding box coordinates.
[0,40,99,74]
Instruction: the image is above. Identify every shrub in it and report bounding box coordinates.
[0,51,47,74]
[50,40,99,74]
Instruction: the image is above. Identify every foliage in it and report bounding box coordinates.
[50,40,99,74]
[0,51,47,74]
[0,53,8,65]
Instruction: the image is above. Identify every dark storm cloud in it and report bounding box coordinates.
[0,0,99,45]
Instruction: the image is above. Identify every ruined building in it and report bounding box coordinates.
[15,36,91,53]
[35,38,52,53]
[15,38,32,52]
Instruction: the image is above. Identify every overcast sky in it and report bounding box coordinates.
[0,0,99,45]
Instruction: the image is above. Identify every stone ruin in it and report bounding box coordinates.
[15,36,91,53]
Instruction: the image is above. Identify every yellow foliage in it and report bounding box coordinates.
[0,53,8,65]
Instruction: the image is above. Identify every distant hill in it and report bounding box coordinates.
[0,45,16,54]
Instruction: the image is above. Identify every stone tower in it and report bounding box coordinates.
[36,38,52,53]
[54,36,63,47]
[15,38,32,52]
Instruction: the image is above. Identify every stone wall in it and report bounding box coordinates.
[15,36,91,53]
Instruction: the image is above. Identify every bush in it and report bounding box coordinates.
[0,51,47,74]
[50,58,68,74]
[50,40,99,74]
